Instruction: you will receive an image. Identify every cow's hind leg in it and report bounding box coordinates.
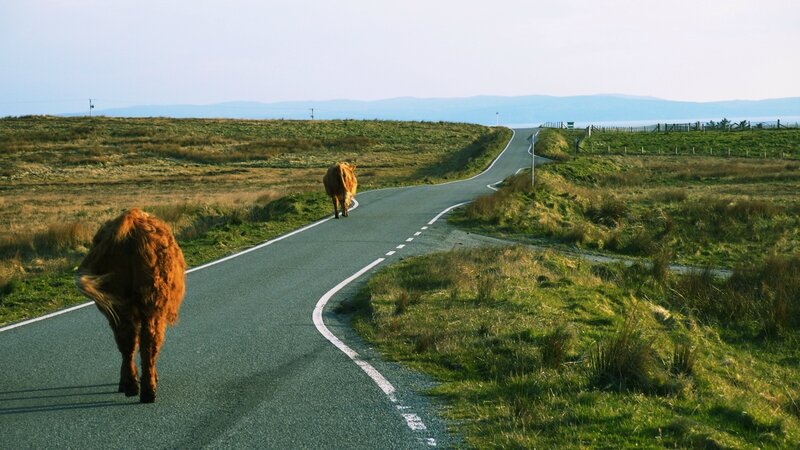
[139,315,166,403]
[341,194,349,217]
[331,196,340,219]
[113,319,139,397]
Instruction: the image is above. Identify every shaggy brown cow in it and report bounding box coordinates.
[322,162,358,219]
[75,208,186,403]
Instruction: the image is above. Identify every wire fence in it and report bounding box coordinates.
[539,120,800,161]
[541,119,800,133]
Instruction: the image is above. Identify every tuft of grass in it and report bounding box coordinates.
[671,342,697,376]
[585,195,627,226]
[540,324,576,368]
[588,317,662,393]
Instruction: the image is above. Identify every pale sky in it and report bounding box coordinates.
[1,0,799,116]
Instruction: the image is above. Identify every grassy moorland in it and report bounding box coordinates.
[344,246,800,448]
[340,128,800,447]
[457,128,800,268]
[0,116,511,325]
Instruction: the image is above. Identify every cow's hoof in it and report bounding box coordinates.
[140,389,156,403]
[120,379,139,397]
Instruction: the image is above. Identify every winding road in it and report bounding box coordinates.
[1,128,537,448]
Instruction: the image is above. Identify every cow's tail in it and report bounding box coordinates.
[75,273,119,325]
[338,164,352,208]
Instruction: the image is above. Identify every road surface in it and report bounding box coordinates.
[1,128,537,448]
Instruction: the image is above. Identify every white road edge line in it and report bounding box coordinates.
[313,198,483,443]
[0,199,361,333]
[427,202,469,225]
[0,302,96,333]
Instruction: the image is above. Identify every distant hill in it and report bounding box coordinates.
[76,95,800,126]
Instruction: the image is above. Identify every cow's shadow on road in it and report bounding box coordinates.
[0,383,135,415]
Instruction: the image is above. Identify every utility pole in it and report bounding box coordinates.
[531,131,538,191]
[89,99,95,117]
[310,108,315,120]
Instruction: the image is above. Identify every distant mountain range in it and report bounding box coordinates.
[76,95,800,126]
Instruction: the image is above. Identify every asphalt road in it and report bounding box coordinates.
[1,128,537,449]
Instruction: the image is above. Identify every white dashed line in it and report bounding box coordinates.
[414,231,422,236]
[421,226,428,230]
[396,244,405,249]
[405,237,414,242]
[385,251,396,256]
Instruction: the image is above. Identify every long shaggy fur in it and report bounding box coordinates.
[75,208,186,403]
[322,162,358,219]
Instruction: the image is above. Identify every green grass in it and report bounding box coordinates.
[0,117,512,326]
[582,128,800,159]
[341,246,800,448]
[453,129,800,268]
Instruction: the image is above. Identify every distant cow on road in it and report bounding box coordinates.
[75,208,186,403]
[323,162,358,219]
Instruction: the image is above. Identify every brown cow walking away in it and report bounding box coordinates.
[322,162,358,219]
[75,208,186,403]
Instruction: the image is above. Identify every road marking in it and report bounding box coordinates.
[314,197,490,443]
[385,251,396,256]
[414,231,422,236]
[427,202,468,225]
[402,414,428,431]
[0,302,95,333]
[188,198,360,274]
[421,226,428,230]
[436,128,516,185]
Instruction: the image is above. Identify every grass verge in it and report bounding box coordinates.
[340,246,800,448]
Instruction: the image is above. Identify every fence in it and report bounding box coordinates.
[542,120,800,133]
